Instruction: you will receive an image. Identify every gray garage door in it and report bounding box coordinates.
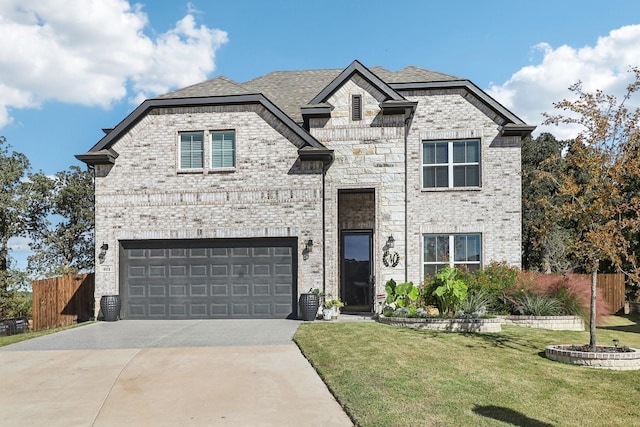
[119,238,297,319]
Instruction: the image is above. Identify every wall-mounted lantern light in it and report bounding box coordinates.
[302,239,313,260]
[387,235,395,248]
[98,242,109,263]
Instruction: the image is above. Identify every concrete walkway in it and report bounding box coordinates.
[0,320,353,427]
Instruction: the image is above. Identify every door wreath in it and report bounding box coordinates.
[383,250,400,267]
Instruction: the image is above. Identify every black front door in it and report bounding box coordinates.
[341,231,373,312]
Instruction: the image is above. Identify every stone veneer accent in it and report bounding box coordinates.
[545,345,640,370]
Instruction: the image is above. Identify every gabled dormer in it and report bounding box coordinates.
[301,60,417,130]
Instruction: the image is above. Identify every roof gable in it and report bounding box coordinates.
[77,94,329,165]
[308,60,405,105]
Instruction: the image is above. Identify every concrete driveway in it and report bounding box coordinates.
[0,320,353,427]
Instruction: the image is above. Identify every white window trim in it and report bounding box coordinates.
[178,131,205,172]
[422,139,481,190]
[210,130,236,171]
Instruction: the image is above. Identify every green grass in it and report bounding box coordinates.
[0,322,93,347]
[294,314,640,427]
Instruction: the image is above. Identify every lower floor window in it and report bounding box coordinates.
[423,234,481,277]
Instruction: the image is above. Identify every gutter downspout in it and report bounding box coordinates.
[404,115,410,283]
[322,163,327,296]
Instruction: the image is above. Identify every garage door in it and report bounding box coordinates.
[119,238,297,319]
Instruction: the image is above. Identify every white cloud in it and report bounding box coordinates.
[0,0,228,128]
[8,236,32,253]
[488,25,640,140]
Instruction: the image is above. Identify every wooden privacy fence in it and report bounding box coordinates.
[594,273,626,313]
[31,273,95,331]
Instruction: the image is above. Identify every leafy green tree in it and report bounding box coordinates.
[542,68,640,349]
[0,136,37,318]
[0,136,31,274]
[522,133,575,272]
[27,166,94,277]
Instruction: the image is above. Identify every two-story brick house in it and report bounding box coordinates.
[77,60,534,319]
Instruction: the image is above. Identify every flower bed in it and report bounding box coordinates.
[377,315,502,332]
[545,345,640,370]
[500,315,585,331]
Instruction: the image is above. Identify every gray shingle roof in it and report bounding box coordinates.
[157,76,251,98]
[155,64,460,122]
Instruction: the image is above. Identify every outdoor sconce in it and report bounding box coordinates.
[386,235,395,249]
[98,242,109,263]
[302,239,313,261]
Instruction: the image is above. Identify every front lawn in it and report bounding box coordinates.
[0,322,92,347]
[294,315,640,427]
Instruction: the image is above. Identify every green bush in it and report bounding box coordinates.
[419,263,593,319]
[510,293,563,316]
[459,289,491,318]
[385,279,418,308]
[430,267,467,317]
[465,261,521,296]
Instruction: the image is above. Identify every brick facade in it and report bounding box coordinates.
[80,61,532,317]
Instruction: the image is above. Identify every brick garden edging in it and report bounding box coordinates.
[377,316,502,332]
[545,345,640,370]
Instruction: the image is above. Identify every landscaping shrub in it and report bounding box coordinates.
[418,263,610,322]
[529,274,609,323]
[508,292,563,316]
[459,289,491,318]
[465,261,521,296]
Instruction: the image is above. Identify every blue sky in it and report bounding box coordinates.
[2,0,640,266]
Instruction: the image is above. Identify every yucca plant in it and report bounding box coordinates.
[459,289,491,318]
[515,293,563,316]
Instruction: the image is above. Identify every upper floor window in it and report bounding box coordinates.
[179,132,204,169]
[422,140,480,188]
[211,130,236,168]
[423,233,481,277]
[351,94,362,121]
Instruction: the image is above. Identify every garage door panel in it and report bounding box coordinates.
[231,304,250,316]
[190,265,208,277]
[170,284,187,297]
[120,238,296,319]
[212,284,229,295]
[275,283,292,296]
[169,304,187,317]
[128,304,146,317]
[253,283,271,296]
[148,304,167,317]
[232,264,250,277]
[232,284,250,296]
[190,304,208,316]
[190,284,208,297]
[211,304,228,316]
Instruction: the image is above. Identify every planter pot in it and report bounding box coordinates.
[100,295,121,321]
[323,308,333,320]
[332,306,340,319]
[299,293,320,321]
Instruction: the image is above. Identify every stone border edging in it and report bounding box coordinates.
[545,345,640,370]
[377,316,502,332]
[500,315,585,331]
